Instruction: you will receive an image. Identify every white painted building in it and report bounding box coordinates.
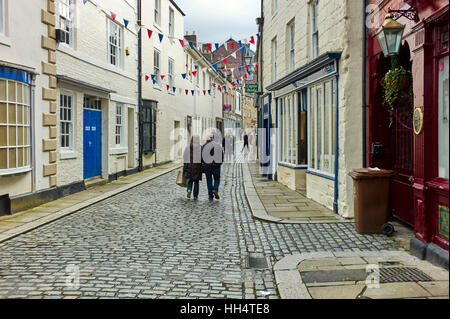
[141,0,225,167]
[0,0,61,213]
[55,0,139,185]
[258,0,364,217]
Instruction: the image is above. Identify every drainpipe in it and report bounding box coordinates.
[31,75,37,192]
[137,0,143,172]
[362,0,367,168]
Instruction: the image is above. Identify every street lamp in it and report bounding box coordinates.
[376,13,405,57]
[245,52,253,67]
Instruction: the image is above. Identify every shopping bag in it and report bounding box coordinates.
[176,170,188,187]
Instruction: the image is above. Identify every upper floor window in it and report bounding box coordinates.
[169,8,174,37]
[202,71,206,89]
[168,58,174,90]
[287,20,295,72]
[154,0,161,26]
[154,49,161,86]
[59,0,74,46]
[108,20,123,68]
[310,0,319,59]
[60,92,73,149]
[272,0,278,14]
[272,37,277,82]
[0,0,5,36]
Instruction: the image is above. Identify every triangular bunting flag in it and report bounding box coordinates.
[166,85,170,91]
[158,33,164,42]
[230,42,235,49]
[145,75,149,81]
[83,0,88,4]
[173,87,176,93]
[215,43,219,50]
[224,42,228,51]
[191,90,195,96]
[194,65,198,70]
[231,52,236,59]
[192,71,197,77]
[207,43,212,52]
[208,90,211,95]
[238,66,242,72]
[203,90,206,95]
[250,36,255,44]
[181,73,187,79]
[161,75,165,81]
[111,12,116,21]
[246,65,250,71]
[241,46,246,52]
[222,58,227,64]
[189,42,194,49]
[123,19,129,28]
[151,75,156,82]
[147,29,153,39]
[179,39,184,47]
[185,89,189,95]
[238,40,242,47]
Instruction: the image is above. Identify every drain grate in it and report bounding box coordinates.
[380,267,433,283]
[246,254,270,269]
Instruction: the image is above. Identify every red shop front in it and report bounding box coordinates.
[366,0,449,268]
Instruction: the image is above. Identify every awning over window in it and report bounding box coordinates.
[266,51,342,94]
[56,75,116,94]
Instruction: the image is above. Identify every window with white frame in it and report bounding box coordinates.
[60,93,73,149]
[202,71,206,89]
[0,0,5,36]
[154,0,161,26]
[108,19,123,67]
[115,104,123,146]
[272,37,277,82]
[169,7,174,37]
[310,0,319,59]
[0,78,31,171]
[168,58,174,90]
[154,49,161,86]
[196,68,199,87]
[272,0,278,14]
[308,79,336,176]
[279,94,298,165]
[59,0,74,46]
[288,20,295,72]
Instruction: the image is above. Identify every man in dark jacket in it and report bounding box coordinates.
[202,133,224,200]
[183,135,203,200]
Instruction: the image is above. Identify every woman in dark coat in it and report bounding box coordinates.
[183,135,203,200]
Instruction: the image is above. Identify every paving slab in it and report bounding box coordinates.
[308,284,365,299]
[363,282,432,299]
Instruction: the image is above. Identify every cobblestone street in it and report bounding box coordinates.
[0,163,400,299]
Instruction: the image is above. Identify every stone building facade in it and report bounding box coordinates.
[257,0,364,217]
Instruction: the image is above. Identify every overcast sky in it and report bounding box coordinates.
[176,0,260,48]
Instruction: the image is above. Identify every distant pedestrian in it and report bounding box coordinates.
[242,132,249,153]
[223,130,235,163]
[183,135,203,200]
[202,133,224,200]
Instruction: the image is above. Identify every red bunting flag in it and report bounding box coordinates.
[246,65,250,71]
[250,36,255,44]
[244,74,248,79]
[147,29,153,39]
[185,89,189,95]
[203,90,206,95]
[179,39,184,47]
[230,42,235,49]
[232,82,235,86]
[207,43,212,52]
[161,75,165,80]
[166,85,170,91]
[222,58,227,64]
[192,71,197,77]
[254,63,258,70]
[145,75,149,81]
[218,87,222,92]
[111,12,116,21]
[213,83,216,88]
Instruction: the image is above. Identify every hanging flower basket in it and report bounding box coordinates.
[381,67,414,127]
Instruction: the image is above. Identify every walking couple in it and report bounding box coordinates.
[183,133,224,201]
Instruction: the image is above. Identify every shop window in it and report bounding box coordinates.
[308,79,335,176]
[0,79,31,171]
[438,55,449,179]
[279,94,298,165]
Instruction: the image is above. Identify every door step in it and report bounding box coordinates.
[84,176,107,189]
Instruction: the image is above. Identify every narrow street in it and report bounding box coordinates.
[0,163,398,299]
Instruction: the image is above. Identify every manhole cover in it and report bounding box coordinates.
[246,254,270,269]
[380,267,433,283]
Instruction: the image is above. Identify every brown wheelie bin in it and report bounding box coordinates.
[349,168,396,234]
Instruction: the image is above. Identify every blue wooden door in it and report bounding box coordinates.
[83,109,102,179]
